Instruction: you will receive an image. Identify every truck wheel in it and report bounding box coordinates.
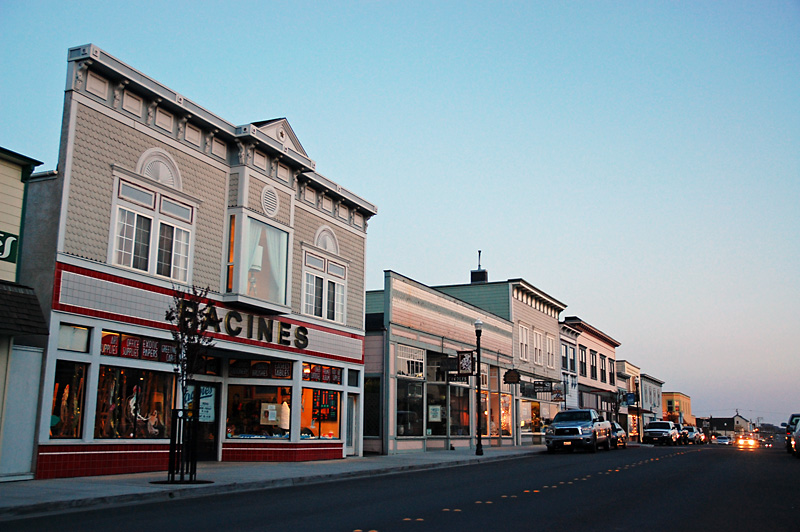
[603,437,611,451]
[589,435,597,453]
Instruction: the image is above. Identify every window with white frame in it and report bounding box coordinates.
[600,355,607,383]
[112,179,194,283]
[246,217,289,305]
[590,350,598,380]
[579,346,587,377]
[561,343,568,370]
[396,344,425,379]
[519,325,529,362]
[533,331,543,365]
[546,336,556,369]
[303,251,346,323]
[609,360,615,386]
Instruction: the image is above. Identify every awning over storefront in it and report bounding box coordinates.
[0,281,48,336]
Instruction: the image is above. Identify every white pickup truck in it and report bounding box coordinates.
[544,409,612,453]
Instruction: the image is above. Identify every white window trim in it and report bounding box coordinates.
[396,344,425,379]
[108,168,198,284]
[301,248,348,324]
[546,336,556,369]
[519,324,529,362]
[533,331,543,365]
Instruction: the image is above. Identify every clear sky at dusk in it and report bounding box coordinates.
[2,1,798,425]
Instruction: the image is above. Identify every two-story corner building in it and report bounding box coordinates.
[640,374,664,425]
[435,269,568,443]
[19,44,377,479]
[562,316,620,423]
[662,391,694,426]
[364,271,513,454]
[559,322,580,410]
[0,147,49,482]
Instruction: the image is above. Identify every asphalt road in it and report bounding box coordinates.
[5,445,797,532]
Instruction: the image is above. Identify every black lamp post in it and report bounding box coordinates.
[475,319,484,456]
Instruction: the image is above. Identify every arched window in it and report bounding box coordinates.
[303,227,346,323]
[314,226,339,255]
[135,148,182,190]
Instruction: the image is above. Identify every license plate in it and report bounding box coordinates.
[564,441,571,446]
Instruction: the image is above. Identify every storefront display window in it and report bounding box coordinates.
[479,391,488,437]
[449,385,470,436]
[520,400,541,433]
[301,388,340,439]
[227,384,291,438]
[94,365,174,439]
[426,383,446,436]
[50,360,87,438]
[397,380,423,436]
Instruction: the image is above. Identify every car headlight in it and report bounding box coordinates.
[545,427,554,435]
[579,425,592,435]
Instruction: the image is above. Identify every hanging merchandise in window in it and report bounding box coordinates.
[50,361,87,438]
[94,365,174,439]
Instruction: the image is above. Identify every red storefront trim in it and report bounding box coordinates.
[36,443,170,479]
[53,262,365,365]
[222,441,343,462]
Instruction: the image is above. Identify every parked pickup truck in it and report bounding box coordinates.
[545,409,612,453]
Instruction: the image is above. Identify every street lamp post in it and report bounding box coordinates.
[475,319,483,456]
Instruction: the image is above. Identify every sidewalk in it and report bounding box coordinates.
[0,445,545,521]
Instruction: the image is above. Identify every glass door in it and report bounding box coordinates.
[346,395,358,455]
[186,382,220,461]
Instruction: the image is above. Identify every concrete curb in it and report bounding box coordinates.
[1,450,539,521]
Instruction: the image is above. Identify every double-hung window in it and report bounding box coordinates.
[546,336,556,369]
[590,350,598,380]
[519,325,529,362]
[533,332,543,365]
[600,355,607,383]
[303,251,346,323]
[112,179,194,283]
[579,346,587,377]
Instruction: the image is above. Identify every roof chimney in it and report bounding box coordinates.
[471,250,488,284]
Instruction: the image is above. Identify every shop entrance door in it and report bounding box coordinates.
[186,382,220,461]
[346,395,358,456]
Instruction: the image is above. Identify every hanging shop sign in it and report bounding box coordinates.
[457,350,474,376]
[551,382,565,401]
[0,231,19,263]
[521,381,555,398]
[503,369,521,384]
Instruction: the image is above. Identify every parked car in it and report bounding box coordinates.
[781,413,800,453]
[674,423,688,445]
[610,422,627,449]
[792,424,800,458]
[544,409,612,453]
[715,435,732,445]
[683,426,701,444]
[642,421,678,446]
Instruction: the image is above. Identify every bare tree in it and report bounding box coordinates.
[164,285,218,409]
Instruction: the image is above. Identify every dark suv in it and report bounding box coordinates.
[783,413,800,453]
